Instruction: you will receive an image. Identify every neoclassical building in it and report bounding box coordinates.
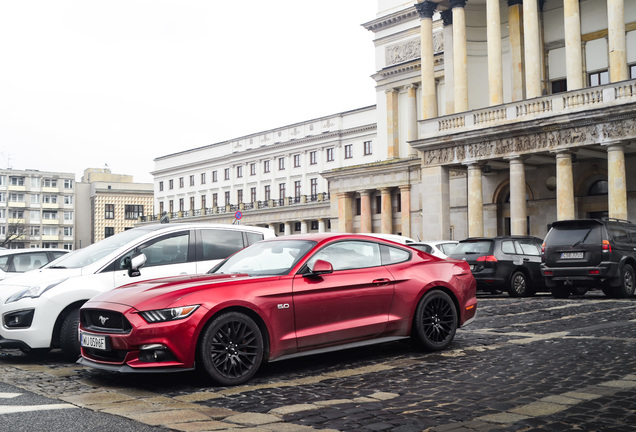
[151,0,636,241]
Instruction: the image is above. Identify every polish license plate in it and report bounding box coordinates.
[80,332,108,351]
[561,252,584,259]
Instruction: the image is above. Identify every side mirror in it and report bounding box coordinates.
[128,253,147,277]
[304,259,333,278]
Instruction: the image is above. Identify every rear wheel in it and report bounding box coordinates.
[615,264,635,298]
[198,312,264,386]
[60,308,80,361]
[508,271,533,297]
[413,290,457,351]
[550,286,570,299]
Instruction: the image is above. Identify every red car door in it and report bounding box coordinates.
[292,240,395,349]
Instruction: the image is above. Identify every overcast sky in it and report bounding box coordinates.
[0,1,378,183]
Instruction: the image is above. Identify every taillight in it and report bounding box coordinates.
[541,243,545,253]
[476,255,497,262]
[602,239,611,253]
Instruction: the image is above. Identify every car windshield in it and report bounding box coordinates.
[453,241,493,254]
[211,240,316,276]
[46,227,160,269]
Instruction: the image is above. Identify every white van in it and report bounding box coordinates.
[0,223,275,360]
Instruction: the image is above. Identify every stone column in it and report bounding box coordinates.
[509,157,527,235]
[441,10,455,115]
[380,188,393,234]
[605,143,628,220]
[415,1,438,119]
[406,84,419,156]
[284,222,291,236]
[300,220,308,234]
[466,164,484,237]
[564,0,583,90]
[523,0,542,98]
[608,0,628,83]
[360,190,372,233]
[508,0,525,101]
[337,192,354,233]
[399,185,412,238]
[421,165,450,240]
[268,223,277,233]
[386,89,400,158]
[554,151,575,220]
[452,0,469,112]
[318,219,326,233]
[487,0,503,105]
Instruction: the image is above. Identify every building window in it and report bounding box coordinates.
[237,166,243,178]
[159,202,164,215]
[190,175,195,186]
[30,194,39,204]
[190,196,195,211]
[30,226,40,236]
[64,195,73,205]
[11,209,25,219]
[159,181,164,191]
[105,204,115,219]
[29,177,39,187]
[551,79,567,94]
[201,195,206,209]
[311,220,319,230]
[43,179,57,188]
[9,193,25,202]
[293,154,301,167]
[169,179,174,190]
[179,198,184,212]
[263,160,270,173]
[105,227,114,238]
[364,141,372,156]
[169,200,174,214]
[250,163,256,176]
[630,64,636,79]
[224,191,230,206]
[356,198,361,215]
[250,187,257,203]
[64,211,73,221]
[237,189,243,204]
[63,227,73,236]
[344,144,353,159]
[279,183,286,199]
[264,185,271,201]
[125,205,144,220]
[295,180,301,198]
[43,211,57,221]
[200,173,206,184]
[64,179,73,189]
[224,168,230,180]
[310,178,318,196]
[294,222,301,232]
[10,177,25,186]
[326,148,334,162]
[375,195,381,214]
[310,151,317,165]
[589,70,609,87]
[179,177,184,188]
[42,194,57,204]
[279,223,285,233]
[278,157,285,170]
[212,171,218,182]
[212,193,218,207]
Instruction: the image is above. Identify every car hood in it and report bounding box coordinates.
[0,268,83,302]
[85,273,255,311]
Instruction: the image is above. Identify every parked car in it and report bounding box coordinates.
[0,223,275,360]
[0,248,68,281]
[448,236,544,297]
[78,233,477,386]
[541,218,636,298]
[359,233,416,244]
[410,241,458,258]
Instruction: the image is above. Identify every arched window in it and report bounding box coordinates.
[588,180,608,196]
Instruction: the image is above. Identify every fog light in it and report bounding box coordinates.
[3,309,35,329]
[138,344,176,363]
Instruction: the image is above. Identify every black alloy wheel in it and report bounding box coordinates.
[617,264,635,298]
[199,312,264,386]
[508,271,533,297]
[413,290,457,351]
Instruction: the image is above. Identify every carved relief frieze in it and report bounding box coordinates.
[385,32,443,66]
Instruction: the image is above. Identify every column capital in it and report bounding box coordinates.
[415,1,437,19]
[405,83,419,91]
[358,190,372,196]
[450,0,468,9]
[398,184,412,192]
[505,154,529,163]
[441,9,453,26]
[601,140,628,150]
[385,88,399,95]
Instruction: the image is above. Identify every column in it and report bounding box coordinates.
[441,10,455,115]
[452,0,468,112]
[564,0,583,90]
[284,222,291,236]
[337,192,354,233]
[406,84,418,156]
[509,157,527,235]
[360,190,372,233]
[268,223,277,232]
[380,188,393,234]
[608,0,628,83]
[300,220,308,234]
[487,0,503,105]
[399,185,412,239]
[421,165,450,240]
[508,0,525,101]
[466,164,484,237]
[555,151,575,220]
[605,143,628,220]
[523,0,542,98]
[318,219,326,233]
[386,89,399,158]
[415,1,438,119]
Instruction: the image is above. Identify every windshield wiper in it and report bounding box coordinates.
[47,265,67,269]
[571,229,592,248]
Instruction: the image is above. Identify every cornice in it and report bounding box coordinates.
[362,6,419,32]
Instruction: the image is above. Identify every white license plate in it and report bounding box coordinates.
[561,252,584,259]
[81,332,107,350]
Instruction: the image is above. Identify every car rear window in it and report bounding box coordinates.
[547,223,601,246]
[453,240,493,254]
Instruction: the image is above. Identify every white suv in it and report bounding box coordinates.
[0,223,275,360]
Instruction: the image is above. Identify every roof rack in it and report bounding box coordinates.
[601,217,632,224]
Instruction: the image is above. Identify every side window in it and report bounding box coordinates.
[0,256,9,272]
[308,241,381,271]
[23,252,49,270]
[501,240,516,254]
[117,232,190,270]
[381,245,411,265]
[200,229,245,261]
[607,223,629,243]
[410,244,433,254]
[516,240,540,256]
[245,231,265,246]
[628,225,636,244]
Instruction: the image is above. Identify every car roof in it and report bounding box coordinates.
[261,233,410,245]
[0,248,68,257]
[458,236,542,242]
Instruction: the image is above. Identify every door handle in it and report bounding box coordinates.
[372,278,391,286]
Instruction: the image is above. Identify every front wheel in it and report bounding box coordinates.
[508,271,533,297]
[198,312,264,386]
[60,308,80,361]
[615,264,635,298]
[413,290,457,351]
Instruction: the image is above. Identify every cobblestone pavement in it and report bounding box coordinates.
[0,292,634,431]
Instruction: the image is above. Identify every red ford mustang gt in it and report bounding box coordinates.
[78,233,477,386]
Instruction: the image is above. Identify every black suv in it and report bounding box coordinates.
[541,218,636,298]
[448,236,544,297]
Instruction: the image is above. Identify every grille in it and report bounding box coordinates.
[83,347,128,362]
[81,309,132,333]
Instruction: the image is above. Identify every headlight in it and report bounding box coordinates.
[138,305,199,323]
[5,279,68,304]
